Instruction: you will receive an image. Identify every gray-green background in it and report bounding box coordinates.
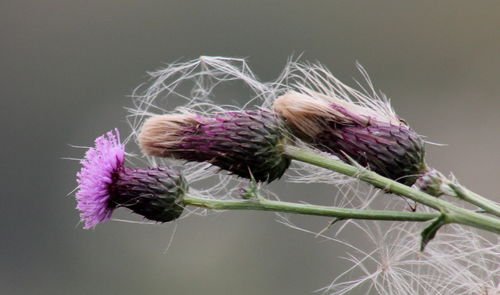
[1,1,499,294]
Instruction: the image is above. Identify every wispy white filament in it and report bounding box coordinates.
[128,56,398,190]
[127,56,498,294]
[278,200,499,295]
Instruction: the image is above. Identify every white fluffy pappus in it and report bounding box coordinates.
[278,197,499,295]
[127,56,401,192]
[126,56,498,294]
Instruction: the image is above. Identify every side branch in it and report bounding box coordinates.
[448,184,500,218]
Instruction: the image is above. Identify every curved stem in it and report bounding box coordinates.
[183,195,439,222]
[448,183,500,218]
[282,145,500,234]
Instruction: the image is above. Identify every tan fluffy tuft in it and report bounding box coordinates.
[139,113,200,157]
[273,92,355,138]
[273,90,404,140]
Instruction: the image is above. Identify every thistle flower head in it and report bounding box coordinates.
[139,109,290,182]
[76,130,125,229]
[76,130,186,229]
[274,91,427,185]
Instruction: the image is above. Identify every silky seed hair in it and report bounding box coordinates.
[281,60,398,122]
[128,57,271,201]
[138,112,200,158]
[127,56,497,293]
[277,195,500,295]
[129,56,402,192]
[273,90,402,139]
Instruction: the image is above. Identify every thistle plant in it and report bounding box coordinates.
[74,56,500,294]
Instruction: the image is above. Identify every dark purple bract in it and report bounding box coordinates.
[168,110,290,182]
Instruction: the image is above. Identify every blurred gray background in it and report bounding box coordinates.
[1,1,499,294]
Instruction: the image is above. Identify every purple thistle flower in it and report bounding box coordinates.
[76,130,186,229]
[76,130,125,229]
[138,109,291,182]
[274,92,427,185]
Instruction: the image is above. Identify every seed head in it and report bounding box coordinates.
[274,92,426,185]
[76,130,186,229]
[138,109,290,182]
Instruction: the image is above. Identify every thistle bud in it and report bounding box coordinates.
[413,168,456,196]
[274,92,426,185]
[76,130,186,229]
[138,110,290,182]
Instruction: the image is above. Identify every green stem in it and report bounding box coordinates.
[183,195,439,222]
[283,145,500,234]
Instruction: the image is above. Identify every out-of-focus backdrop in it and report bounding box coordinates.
[1,1,499,294]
